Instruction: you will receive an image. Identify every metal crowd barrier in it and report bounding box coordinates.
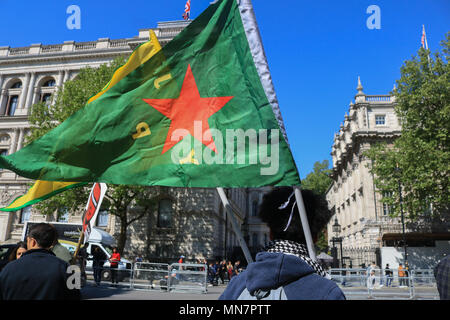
[166,263,208,294]
[131,262,169,290]
[329,268,439,300]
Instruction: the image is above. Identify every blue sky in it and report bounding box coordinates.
[0,0,449,179]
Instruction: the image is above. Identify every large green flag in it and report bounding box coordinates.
[0,0,300,188]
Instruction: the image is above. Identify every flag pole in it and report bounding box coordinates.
[71,231,84,265]
[217,187,254,264]
[293,186,317,261]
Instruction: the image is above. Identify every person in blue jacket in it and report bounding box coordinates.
[219,187,346,300]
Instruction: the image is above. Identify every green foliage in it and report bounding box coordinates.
[365,33,450,222]
[302,160,333,250]
[28,56,158,254]
[301,160,332,196]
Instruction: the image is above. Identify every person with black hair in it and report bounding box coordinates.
[8,241,27,262]
[0,223,81,300]
[219,187,345,300]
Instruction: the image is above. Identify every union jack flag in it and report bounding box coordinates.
[182,0,191,20]
[421,25,428,49]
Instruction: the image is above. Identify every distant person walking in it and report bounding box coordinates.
[109,247,121,285]
[0,223,80,300]
[367,270,376,299]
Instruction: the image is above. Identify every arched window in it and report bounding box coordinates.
[42,79,56,87]
[11,81,22,89]
[158,199,173,228]
[0,149,7,171]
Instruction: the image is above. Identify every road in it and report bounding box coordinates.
[80,281,439,300]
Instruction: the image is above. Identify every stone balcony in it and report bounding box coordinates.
[0,20,191,59]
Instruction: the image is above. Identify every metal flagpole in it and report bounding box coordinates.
[217,187,254,264]
[293,186,317,261]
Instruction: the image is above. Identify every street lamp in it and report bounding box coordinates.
[331,217,343,268]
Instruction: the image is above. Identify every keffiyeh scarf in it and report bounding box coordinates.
[265,239,331,279]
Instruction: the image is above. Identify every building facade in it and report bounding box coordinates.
[0,20,270,263]
[326,78,449,269]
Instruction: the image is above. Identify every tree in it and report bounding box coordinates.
[365,33,449,224]
[301,160,333,253]
[27,57,158,254]
[301,160,332,196]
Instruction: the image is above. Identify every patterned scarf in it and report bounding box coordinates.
[265,239,331,279]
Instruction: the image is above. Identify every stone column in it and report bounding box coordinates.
[63,70,70,83]
[17,128,24,151]
[0,75,4,114]
[19,73,31,109]
[57,70,64,88]
[0,89,7,115]
[24,72,36,109]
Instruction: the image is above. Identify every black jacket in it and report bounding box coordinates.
[0,248,81,300]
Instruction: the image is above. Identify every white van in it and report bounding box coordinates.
[83,227,132,282]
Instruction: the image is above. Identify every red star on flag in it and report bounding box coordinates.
[143,64,233,154]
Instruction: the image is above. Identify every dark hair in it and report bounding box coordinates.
[259,187,332,244]
[28,223,57,249]
[8,241,27,261]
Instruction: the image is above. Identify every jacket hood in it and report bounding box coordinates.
[245,251,316,294]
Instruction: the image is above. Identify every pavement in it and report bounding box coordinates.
[81,281,440,300]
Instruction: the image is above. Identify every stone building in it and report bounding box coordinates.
[0,20,271,263]
[326,78,450,269]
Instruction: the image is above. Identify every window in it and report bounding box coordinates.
[252,233,258,247]
[20,206,32,224]
[382,192,393,215]
[97,210,109,227]
[42,79,56,87]
[40,93,52,105]
[251,200,258,217]
[375,115,386,125]
[11,81,22,89]
[6,95,19,116]
[157,199,173,228]
[57,207,69,223]
[0,150,6,171]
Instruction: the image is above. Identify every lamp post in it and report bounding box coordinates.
[332,217,343,268]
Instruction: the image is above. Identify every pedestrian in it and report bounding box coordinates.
[341,263,347,286]
[404,261,410,287]
[385,264,393,287]
[233,260,241,278]
[226,260,233,281]
[0,223,80,300]
[8,241,27,262]
[207,263,216,285]
[434,255,449,300]
[398,263,405,287]
[92,246,107,286]
[220,188,345,300]
[218,260,227,284]
[109,247,121,285]
[367,270,376,299]
[51,231,73,264]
